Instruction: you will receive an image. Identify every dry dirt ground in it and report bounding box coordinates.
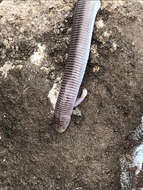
[0,0,143,189]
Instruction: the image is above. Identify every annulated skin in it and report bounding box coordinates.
[54,0,101,133]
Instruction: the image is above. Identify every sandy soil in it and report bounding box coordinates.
[0,0,143,189]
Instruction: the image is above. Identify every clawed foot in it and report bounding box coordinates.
[74,88,87,108]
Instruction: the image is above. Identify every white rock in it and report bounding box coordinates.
[0,62,14,78]
[48,76,62,109]
[96,19,105,29]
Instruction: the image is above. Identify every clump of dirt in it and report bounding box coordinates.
[0,0,143,189]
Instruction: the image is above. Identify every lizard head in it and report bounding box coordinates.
[55,115,71,133]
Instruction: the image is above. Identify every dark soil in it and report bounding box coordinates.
[0,0,143,189]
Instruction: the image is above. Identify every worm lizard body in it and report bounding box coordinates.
[54,0,101,133]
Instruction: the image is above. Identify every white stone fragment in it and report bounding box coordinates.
[0,63,14,78]
[48,76,62,109]
[103,31,111,38]
[96,19,104,29]
[30,43,46,66]
[112,41,117,51]
[73,107,82,117]
[131,142,143,175]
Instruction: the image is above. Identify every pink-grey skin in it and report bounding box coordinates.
[54,0,101,133]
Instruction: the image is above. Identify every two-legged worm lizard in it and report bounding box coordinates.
[54,0,101,133]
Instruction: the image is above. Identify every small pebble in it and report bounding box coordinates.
[73,107,82,117]
[96,19,104,29]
